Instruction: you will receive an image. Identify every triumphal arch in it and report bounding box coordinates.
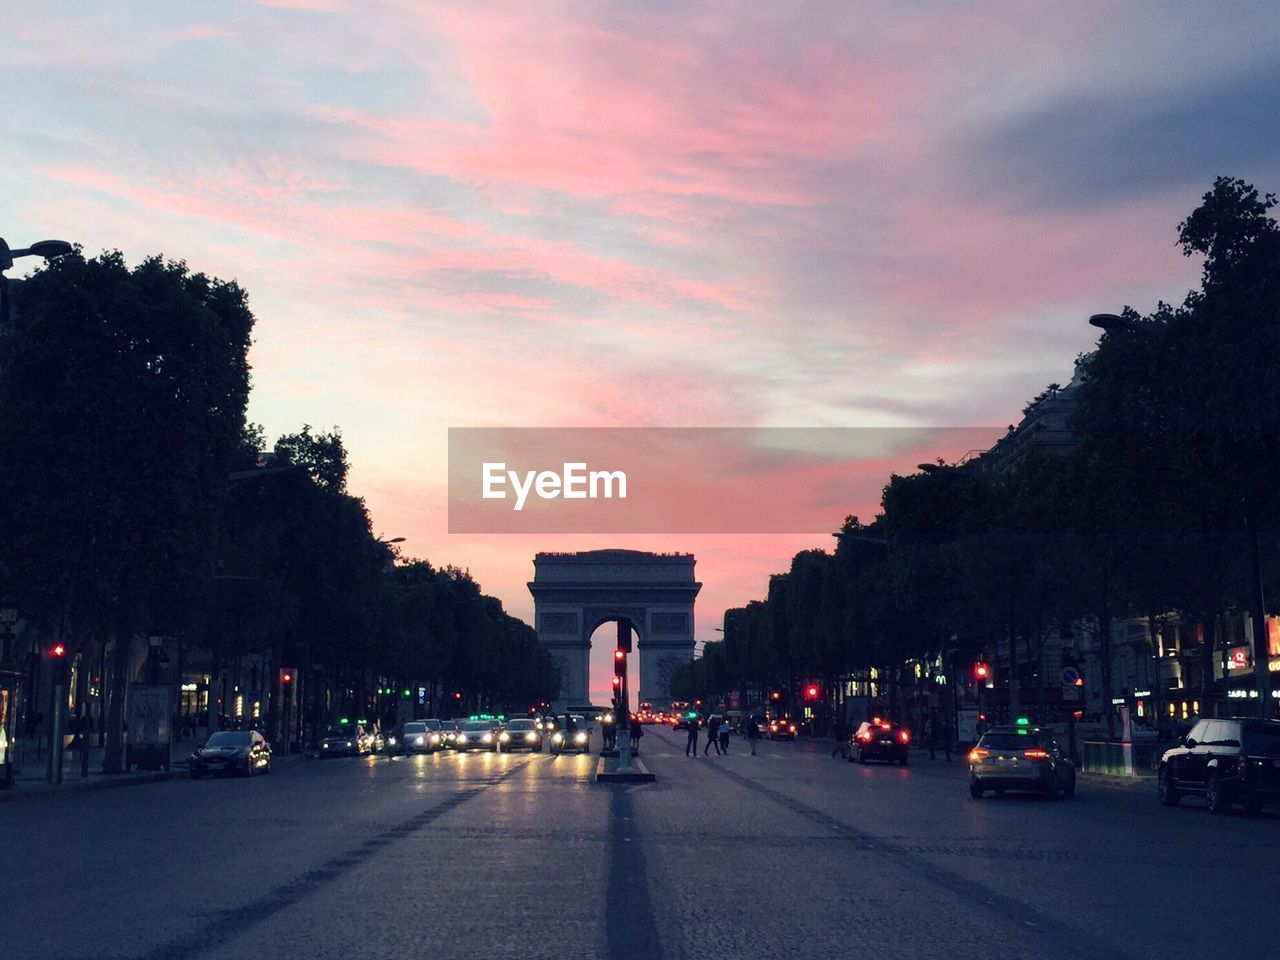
[528,550,700,709]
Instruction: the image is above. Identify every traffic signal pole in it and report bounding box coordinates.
[617,619,634,774]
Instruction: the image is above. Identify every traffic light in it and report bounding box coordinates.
[279,669,293,685]
[804,683,820,700]
[973,661,990,681]
[770,690,781,702]
[49,641,70,684]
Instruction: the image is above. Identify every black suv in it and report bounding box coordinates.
[1158,717,1280,814]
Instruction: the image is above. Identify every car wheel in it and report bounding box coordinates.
[857,749,866,764]
[263,761,272,775]
[1062,771,1076,798]
[994,787,1006,797]
[1157,768,1181,807]
[900,754,909,767]
[190,769,203,780]
[969,780,984,799]
[1206,772,1230,814]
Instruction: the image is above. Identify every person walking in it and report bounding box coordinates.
[718,718,730,755]
[629,715,643,753]
[703,714,722,756]
[941,712,953,762]
[746,715,760,756]
[831,718,849,759]
[685,713,700,757]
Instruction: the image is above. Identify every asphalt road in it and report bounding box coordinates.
[2,726,1276,960]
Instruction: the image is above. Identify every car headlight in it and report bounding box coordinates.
[388,737,397,746]
[414,736,425,746]
[482,733,493,743]
[575,732,588,744]
[346,741,353,747]
[499,732,510,742]
[552,732,564,743]
[525,732,537,742]
[429,734,439,743]
[457,734,468,743]
[322,743,329,749]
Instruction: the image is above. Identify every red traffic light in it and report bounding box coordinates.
[770,691,781,701]
[614,648,626,661]
[611,676,622,688]
[49,642,67,658]
[279,670,293,684]
[805,684,820,700]
[453,691,462,700]
[973,662,989,680]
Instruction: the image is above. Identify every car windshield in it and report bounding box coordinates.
[1242,725,1280,756]
[206,732,251,747]
[327,725,356,737]
[404,722,426,734]
[507,720,536,731]
[979,733,1041,750]
[424,720,441,730]
[462,722,492,732]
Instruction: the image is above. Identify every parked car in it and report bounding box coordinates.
[1158,717,1280,814]
[967,724,1076,799]
[190,730,271,778]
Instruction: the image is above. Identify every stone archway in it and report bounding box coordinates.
[528,550,700,710]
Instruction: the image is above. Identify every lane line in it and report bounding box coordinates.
[698,759,1141,960]
[129,760,533,960]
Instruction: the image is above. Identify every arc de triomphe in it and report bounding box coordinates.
[528,550,700,710]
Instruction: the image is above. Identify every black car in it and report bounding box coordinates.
[1158,717,1280,814]
[454,720,500,752]
[190,730,272,778]
[850,719,910,765]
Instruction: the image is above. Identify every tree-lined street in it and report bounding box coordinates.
[4,727,1275,960]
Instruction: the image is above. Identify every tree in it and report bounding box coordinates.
[0,251,253,771]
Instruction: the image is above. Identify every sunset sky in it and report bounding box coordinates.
[5,1,1278,702]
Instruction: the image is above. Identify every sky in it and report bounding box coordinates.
[4,1,1279,703]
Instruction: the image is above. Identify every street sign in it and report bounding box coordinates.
[1060,666,1081,686]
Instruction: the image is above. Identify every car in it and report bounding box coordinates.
[766,717,797,741]
[319,723,366,757]
[454,720,501,752]
[1157,717,1280,814]
[967,724,1076,799]
[190,730,271,778]
[850,718,911,765]
[550,719,591,754]
[422,718,446,752]
[394,720,433,755]
[439,720,460,749]
[503,717,543,752]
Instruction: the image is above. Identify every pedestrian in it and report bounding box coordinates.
[685,713,700,757]
[746,715,760,756]
[704,714,722,755]
[629,716,643,753]
[927,709,938,760]
[941,713,953,762]
[718,719,730,755]
[602,711,617,751]
[831,718,848,759]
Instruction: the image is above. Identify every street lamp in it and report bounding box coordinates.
[0,237,74,326]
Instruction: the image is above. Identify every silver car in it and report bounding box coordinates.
[968,725,1076,799]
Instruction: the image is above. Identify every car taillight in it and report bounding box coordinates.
[898,730,910,744]
[858,732,872,742]
[968,748,988,762]
[1023,748,1049,760]
[788,725,796,733]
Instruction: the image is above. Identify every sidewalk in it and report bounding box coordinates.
[4,737,198,803]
